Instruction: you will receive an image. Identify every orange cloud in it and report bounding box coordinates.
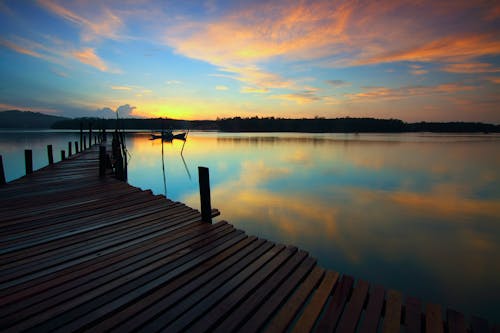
[240,86,269,94]
[37,0,123,42]
[270,91,322,104]
[111,86,132,91]
[0,38,43,58]
[346,83,476,101]
[72,48,111,72]
[357,34,500,65]
[441,62,500,73]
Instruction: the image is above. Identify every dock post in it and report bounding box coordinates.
[99,146,106,177]
[68,141,72,156]
[61,150,66,160]
[83,135,87,150]
[80,122,83,152]
[103,127,107,142]
[75,141,79,154]
[0,155,6,185]
[89,123,92,148]
[25,149,33,175]
[47,145,54,165]
[198,166,212,223]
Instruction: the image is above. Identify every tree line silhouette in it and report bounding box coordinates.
[50,116,499,133]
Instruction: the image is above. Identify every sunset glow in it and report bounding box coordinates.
[0,1,499,122]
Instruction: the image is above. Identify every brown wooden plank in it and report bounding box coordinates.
[5,230,247,332]
[315,274,355,332]
[358,285,385,333]
[86,236,262,332]
[238,256,317,333]
[213,249,309,333]
[124,240,276,333]
[265,266,325,333]
[447,309,467,333]
[426,303,444,333]
[292,270,340,333]
[188,246,300,333]
[337,279,370,333]
[383,289,402,333]
[405,296,422,333]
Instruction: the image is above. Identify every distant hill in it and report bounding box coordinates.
[0,110,69,129]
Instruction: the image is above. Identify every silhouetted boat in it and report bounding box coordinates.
[150,130,187,141]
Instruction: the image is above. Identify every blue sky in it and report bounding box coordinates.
[0,0,499,122]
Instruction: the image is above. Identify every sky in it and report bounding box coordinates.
[0,0,499,122]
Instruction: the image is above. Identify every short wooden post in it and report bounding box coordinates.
[0,155,6,185]
[75,141,79,154]
[103,127,107,142]
[83,135,87,150]
[198,166,212,223]
[79,122,83,152]
[68,141,72,156]
[47,144,54,165]
[25,149,33,175]
[89,123,92,147]
[99,146,106,177]
[61,150,66,160]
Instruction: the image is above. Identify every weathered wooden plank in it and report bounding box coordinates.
[315,274,355,332]
[292,270,340,333]
[86,236,262,332]
[426,303,444,333]
[337,279,370,333]
[163,244,288,333]
[405,296,422,333]
[265,266,325,333]
[358,285,385,333]
[447,309,467,333]
[188,246,300,333]
[126,240,276,333]
[4,230,246,332]
[238,256,317,333]
[382,289,402,333]
[213,250,309,333]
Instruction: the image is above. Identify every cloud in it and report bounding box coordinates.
[326,79,351,88]
[485,77,500,84]
[215,85,228,91]
[111,85,132,91]
[37,0,124,42]
[0,38,44,58]
[356,34,500,66]
[441,62,500,73]
[96,107,116,118]
[240,86,269,94]
[72,47,111,72]
[270,90,322,104]
[346,83,476,101]
[116,104,136,117]
[409,64,428,75]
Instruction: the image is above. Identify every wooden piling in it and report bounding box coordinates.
[79,122,83,152]
[99,146,106,177]
[0,155,6,185]
[75,141,79,154]
[68,142,72,156]
[83,135,87,150]
[61,150,66,161]
[25,149,33,175]
[198,166,212,223]
[47,145,54,165]
[89,123,92,148]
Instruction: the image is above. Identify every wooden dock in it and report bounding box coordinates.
[0,144,495,332]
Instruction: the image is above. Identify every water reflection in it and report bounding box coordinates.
[2,131,499,321]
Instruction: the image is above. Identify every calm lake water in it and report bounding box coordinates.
[1,130,499,321]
